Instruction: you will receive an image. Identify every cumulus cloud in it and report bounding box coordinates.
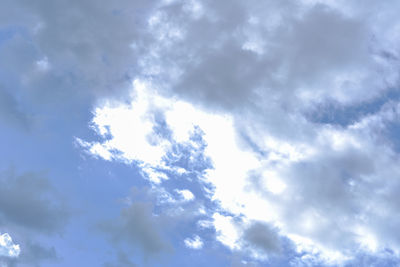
[64,0,400,265]
[11,0,400,265]
[81,81,400,265]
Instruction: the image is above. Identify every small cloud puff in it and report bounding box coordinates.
[184,235,203,250]
[175,189,195,202]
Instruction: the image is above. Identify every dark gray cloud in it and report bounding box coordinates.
[242,221,282,255]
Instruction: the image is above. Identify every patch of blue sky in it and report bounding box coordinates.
[384,120,400,152]
[0,26,25,45]
[0,95,148,266]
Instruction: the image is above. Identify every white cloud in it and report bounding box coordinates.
[184,235,203,250]
[0,233,20,258]
[176,189,195,202]
[212,213,240,250]
[79,79,400,264]
[12,0,400,264]
[262,171,287,195]
[76,0,400,265]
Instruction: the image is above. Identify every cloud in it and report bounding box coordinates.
[184,235,203,249]
[176,189,195,202]
[99,201,172,258]
[242,222,282,255]
[0,233,20,258]
[212,213,283,260]
[0,168,68,266]
[2,241,59,267]
[1,0,400,130]
[68,0,400,265]
[80,78,400,265]
[0,0,157,98]
[142,1,397,111]
[212,213,241,251]
[0,0,161,136]
[98,181,216,265]
[0,169,68,234]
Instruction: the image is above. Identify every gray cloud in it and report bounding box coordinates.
[242,221,282,255]
[0,0,160,132]
[1,0,398,134]
[3,0,400,264]
[99,201,172,259]
[68,0,400,262]
[0,0,398,116]
[0,169,68,234]
[127,0,400,150]
[244,103,400,254]
[0,168,68,266]
[145,1,387,108]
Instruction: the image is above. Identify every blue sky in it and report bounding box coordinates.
[1,1,400,266]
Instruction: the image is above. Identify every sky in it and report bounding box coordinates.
[1,0,400,266]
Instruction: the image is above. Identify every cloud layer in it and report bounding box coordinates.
[3,0,400,266]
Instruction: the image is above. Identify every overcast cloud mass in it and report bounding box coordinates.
[2,0,400,266]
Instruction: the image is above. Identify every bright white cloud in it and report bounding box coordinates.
[0,233,20,258]
[212,213,240,250]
